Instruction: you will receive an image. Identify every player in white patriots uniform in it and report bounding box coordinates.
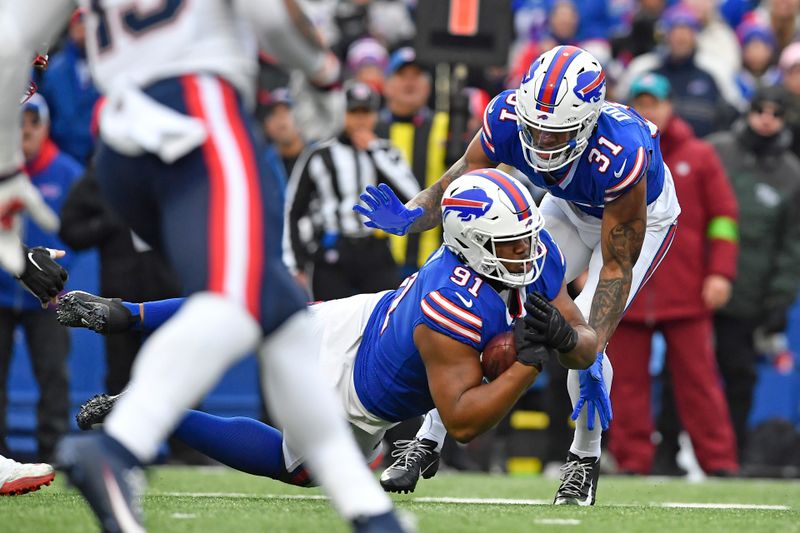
[0,1,405,531]
[358,45,680,505]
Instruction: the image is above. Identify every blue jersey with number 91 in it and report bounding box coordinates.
[480,90,665,218]
[352,231,566,423]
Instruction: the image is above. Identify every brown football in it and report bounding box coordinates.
[480,331,517,381]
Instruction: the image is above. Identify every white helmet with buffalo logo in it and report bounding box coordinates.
[516,45,606,172]
[441,169,546,288]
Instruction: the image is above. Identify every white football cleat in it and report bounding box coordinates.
[0,455,55,496]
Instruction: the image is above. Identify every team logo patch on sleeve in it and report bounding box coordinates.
[442,189,493,221]
[574,70,605,103]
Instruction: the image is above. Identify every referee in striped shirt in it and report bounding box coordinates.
[283,81,420,300]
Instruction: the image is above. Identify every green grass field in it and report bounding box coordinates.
[2,467,799,532]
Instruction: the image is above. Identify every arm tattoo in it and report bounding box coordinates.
[406,159,469,233]
[589,220,645,348]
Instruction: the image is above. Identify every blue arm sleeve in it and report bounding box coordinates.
[123,297,186,332]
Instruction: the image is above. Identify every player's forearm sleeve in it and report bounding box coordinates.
[234,0,339,86]
[0,0,73,173]
[124,297,186,333]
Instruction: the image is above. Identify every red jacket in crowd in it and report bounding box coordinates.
[625,115,739,323]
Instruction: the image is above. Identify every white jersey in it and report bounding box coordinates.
[0,0,335,169]
[80,0,257,101]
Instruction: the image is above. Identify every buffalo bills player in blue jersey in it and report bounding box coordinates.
[356,46,681,505]
[60,170,598,492]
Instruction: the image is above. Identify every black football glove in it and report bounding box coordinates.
[523,291,578,353]
[513,318,555,371]
[16,246,67,307]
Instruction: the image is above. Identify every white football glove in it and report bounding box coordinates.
[0,170,59,275]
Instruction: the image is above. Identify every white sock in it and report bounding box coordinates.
[259,311,392,520]
[415,409,447,453]
[567,354,614,459]
[105,292,260,462]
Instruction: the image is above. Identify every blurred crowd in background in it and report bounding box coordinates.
[3,0,800,479]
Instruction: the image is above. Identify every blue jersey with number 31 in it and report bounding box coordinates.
[480,90,665,218]
[352,231,566,423]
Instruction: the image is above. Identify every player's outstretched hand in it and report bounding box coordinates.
[571,352,612,431]
[353,183,422,236]
[0,171,59,274]
[16,247,68,307]
[523,292,578,353]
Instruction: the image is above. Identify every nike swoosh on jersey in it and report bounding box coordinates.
[613,160,627,178]
[455,293,474,308]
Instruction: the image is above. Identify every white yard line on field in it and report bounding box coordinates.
[534,518,582,525]
[656,502,790,510]
[414,496,551,505]
[159,492,790,511]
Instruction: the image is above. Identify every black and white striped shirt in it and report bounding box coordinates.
[283,135,420,273]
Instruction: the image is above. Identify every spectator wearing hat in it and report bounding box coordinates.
[735,22,780,103]
[37,8,101,164]
[704,86,800,460]
[345,37,389,94]
[607,74,740,476]
[377,47,449,277]
[750,0,800,54]
[283,81,419,298]
[0,95,82,462]
[618,3,742,136]
[258,88,306,195]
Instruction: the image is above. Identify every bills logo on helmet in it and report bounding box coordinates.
[442,188,493,222]
[573,70,605,103]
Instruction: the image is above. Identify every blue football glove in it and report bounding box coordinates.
[352,183,422,236]
[571,352,613,431]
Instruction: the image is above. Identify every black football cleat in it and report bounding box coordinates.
[553,452,600,506]
[56,432,146,533]
[57,291,137,335]
[379,438,440,494]
[76,392,125,431]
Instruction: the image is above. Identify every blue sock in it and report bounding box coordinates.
[173,410,285,479]
[122,298,186,333]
